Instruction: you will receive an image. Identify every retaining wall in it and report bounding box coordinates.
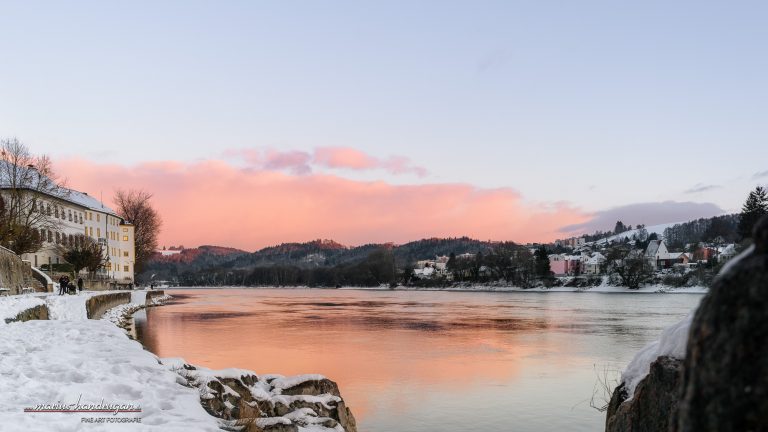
[85,292,132,319]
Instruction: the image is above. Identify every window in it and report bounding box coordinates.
[46,204,51,216]
[47,230,52,242]
[123,251,129,257]
[107,263,112,271]
[123,228,128,232]
[84,227,88,236]
[55,232,60,244]
[97,228,100,238]
[68,210,72,221]
[123,236,129,241]
[54,207,59,218]
[124,265,129,272]
[96,214,100,222]
[89,227,93,236]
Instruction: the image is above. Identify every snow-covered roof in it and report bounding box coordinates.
[0,161,118,216]
[64,189,118,216]
[586,253,606,264]
[657,252,686,260]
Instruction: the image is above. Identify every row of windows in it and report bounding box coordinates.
[34,201,85,224]
[33,202,126,228]
[108,247,130,258]
[105,263,131,273]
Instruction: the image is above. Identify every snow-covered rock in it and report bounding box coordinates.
[164,361,356,432]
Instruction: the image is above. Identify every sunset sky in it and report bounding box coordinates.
[1,1,767,250]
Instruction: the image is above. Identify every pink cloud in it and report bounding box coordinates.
[313,146,428,177]
[226,146,428,177]
[56,158,589,250]
[225,148,312,175]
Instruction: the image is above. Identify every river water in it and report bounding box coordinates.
[135,288,703,432]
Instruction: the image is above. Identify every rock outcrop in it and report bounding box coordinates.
[164,360,357,432]
[606,215,768,432]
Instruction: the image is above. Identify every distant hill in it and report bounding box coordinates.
[139,237,494,283]
[143,245,248,282]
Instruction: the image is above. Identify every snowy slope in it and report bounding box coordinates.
[591,222,681,245]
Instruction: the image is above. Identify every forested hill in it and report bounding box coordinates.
[140,237,494,283]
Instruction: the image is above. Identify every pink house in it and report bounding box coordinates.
[548,254,583,276]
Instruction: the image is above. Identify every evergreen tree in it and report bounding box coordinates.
[534,247,552,277]
[614,221,627,234]
[446,252,456,270]
[738,186,768,240]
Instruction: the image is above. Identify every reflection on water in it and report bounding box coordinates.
[136,288,702,432]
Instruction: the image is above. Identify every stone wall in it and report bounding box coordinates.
[145,290,166,305]
[86,292,131,319]
[5,304,49,323]
[0,246,43,295]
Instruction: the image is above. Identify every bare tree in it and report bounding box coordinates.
[114,189,161,274]
[59,234,107,276]
[0,138,66,254]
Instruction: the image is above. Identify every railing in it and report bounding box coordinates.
[29,266,54,293]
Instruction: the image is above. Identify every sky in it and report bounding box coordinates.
[1,1,767,250]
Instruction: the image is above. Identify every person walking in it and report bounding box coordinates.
[77,277,84,292]
[57,276,66,295]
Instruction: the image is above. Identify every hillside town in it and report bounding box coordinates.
[410,228,740,289]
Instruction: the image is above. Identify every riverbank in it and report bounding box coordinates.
[0,291,356,431]
[166,284,708,294]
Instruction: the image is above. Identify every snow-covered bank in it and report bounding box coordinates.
[0,319,221,432]
[0,291,357,431]
[339,284,708,294]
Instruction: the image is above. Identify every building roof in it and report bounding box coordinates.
[0,160,119,216]
[657,252,686,261]
[586,253,606,264]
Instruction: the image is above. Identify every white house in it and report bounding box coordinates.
[584,252,606,275]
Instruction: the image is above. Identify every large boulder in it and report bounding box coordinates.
[606,356,682,432]
[676,216,768,431]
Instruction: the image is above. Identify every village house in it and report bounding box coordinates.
[584,252,607,275]
[643,240,690,270]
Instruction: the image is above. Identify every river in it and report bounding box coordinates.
[134,288,703,432]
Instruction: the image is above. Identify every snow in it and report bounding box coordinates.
[0,296,45,323]
[272,374,327,392]
[620,313,693,399]
[720,244,753,276]
[45,293,91,320]
[0,319,222,431]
